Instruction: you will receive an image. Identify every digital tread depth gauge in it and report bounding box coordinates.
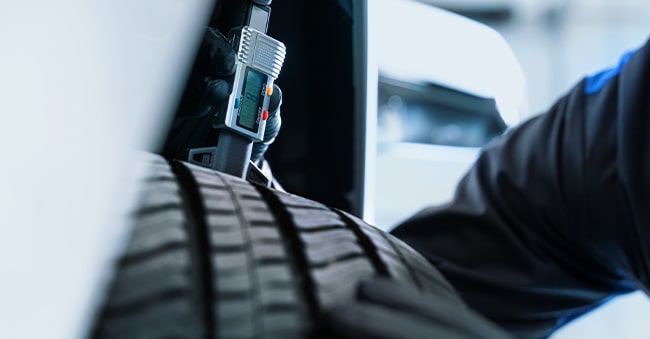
[188,0,285,183]
[214,26,286,142]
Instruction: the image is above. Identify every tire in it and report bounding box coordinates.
[90,152,465,339]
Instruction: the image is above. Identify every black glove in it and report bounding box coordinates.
[161,27,282,163]
[320,277,515,339]
[249,84,282,163]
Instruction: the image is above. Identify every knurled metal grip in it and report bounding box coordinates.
[238,26,286,80]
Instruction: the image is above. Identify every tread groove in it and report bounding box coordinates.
[293,224,347,234]
[204,207,238,215]
[378,231,424,291]
[212,171,265,336]
[257,257,290,265]
[333,209,390,277]
[309,252,367,269]
[254,185,321,325]
[171,160,215,339]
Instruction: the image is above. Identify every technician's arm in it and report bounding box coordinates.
[391,37,650,338]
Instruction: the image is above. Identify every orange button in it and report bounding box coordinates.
[266,85,273,96]
[262,110,269,121]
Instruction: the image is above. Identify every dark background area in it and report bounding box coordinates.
[260,0,357,212]
[164,0,358,213]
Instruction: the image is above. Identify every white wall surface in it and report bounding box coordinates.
[0,1,212,339]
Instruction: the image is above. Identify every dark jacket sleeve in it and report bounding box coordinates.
[390,36,650,339]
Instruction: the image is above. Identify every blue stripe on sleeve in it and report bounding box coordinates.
[584,48,639,95]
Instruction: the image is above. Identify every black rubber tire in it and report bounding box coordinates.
[90,152,466,339]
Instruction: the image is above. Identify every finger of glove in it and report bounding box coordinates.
[250,84,283,161]
[177,28,235,118]
[185,78,230,121]
[263,84,283,142]
[320,302,462,339]
[202,77,231,106]
[268,83,283,115]
[202,28,236,78]
[251,113,278,161]
[356,278,514,339]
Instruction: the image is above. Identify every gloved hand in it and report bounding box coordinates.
[319,277,515,339]
[161,27,282,163]
[249,83,282,163]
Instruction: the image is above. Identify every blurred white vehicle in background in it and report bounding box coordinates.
[367,0,527,229]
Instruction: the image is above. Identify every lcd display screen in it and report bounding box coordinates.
[237,68,266,132]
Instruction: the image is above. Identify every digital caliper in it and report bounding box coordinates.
[188,0,285,184]
[215,25,286,142]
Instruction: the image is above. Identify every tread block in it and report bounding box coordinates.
[214,273,253,295]
[240,210,277,225]
[211,228,247,248]
[126,212,187,257]
[251,243,287,262]
[256,264,293,285]
[385,235,456,291]
[213,252,249,271]
[98,298,199,339]
[108,270,190,309]
[299,228,357,245]
[311,257,374,293]
[287,207,347,229]
[118,249,190,283]
[275,192,328,209]
[137,186,182,211]
[248,226,282,242]
[206,214,241,231]
[212,251,253,295]
[259,287,301,306]
[376,252,418,288]
[261,311,308,335]
[215,300,256,338]
[141,165,176,182]
[305,240,365,266]
[200,186,234,204]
